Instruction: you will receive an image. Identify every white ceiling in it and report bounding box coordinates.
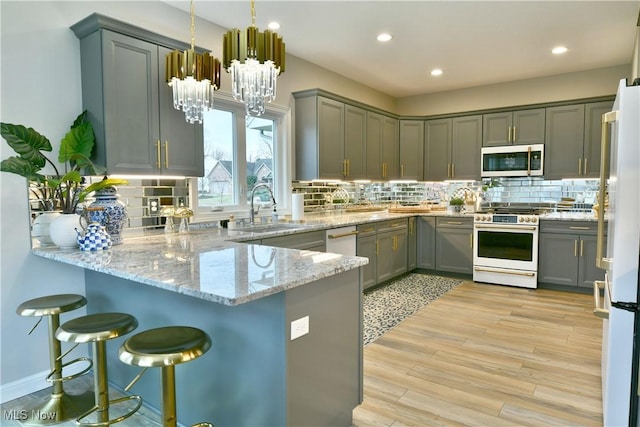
[163,1,640,98]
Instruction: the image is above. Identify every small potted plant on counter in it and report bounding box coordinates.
[1,111,127,246]
[449,197,464,213]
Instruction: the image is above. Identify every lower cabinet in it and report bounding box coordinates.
[356,219,408,290]
[538,221,605,288]
[417,217,436,269]
[434,217,474,274]
[407,217,417,271]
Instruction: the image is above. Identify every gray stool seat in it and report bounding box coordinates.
[17,294,94,425]
[57,313,140,426]
[119,326,212,427]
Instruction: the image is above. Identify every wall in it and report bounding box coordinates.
[397,65,628,116]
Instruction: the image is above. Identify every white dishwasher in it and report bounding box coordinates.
[325,226,357,256]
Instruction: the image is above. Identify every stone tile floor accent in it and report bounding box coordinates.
[363,273,462,346]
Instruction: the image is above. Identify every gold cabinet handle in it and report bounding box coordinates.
[401,164,404,177]
[578,158,582,176]
[155,140,161,169]
[597,110,617,270]
[513,126,517,142]
[507,127,511,143]
[164,141,169,168]
[447,163,451,178]
[375,240,379,256]
[469,233,473,248]
[342,159,348,177]
[447,221,463,225]
[574,240,578,257]
[360,227,375,233]
[593,280,609,319]
[409,218,414,236]
[570,226,590,230]
[347,159,350,176]
[451,163,455,177]
[580,239,584,257]
[583,157,588,175]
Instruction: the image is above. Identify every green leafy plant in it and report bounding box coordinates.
[1,111,126,213]
[449,197,464,206]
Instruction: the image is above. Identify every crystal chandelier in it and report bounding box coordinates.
[166,0,221,124]
[223,0,286,116]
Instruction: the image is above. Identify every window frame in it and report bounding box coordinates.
[190,92,291,224]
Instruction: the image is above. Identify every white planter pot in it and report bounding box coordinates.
[31,212,61,245]
[49,213,81,248]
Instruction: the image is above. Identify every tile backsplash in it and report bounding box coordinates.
[292,177,601,212]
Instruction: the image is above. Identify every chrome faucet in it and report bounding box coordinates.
[250,183,276,224]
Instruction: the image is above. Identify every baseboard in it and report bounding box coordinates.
[0,370,49,404]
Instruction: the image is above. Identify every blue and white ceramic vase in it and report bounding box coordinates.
[87,186,127,245]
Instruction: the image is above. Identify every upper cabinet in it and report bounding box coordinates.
[425,116,481,181]
[583,101,614,178]
[483,109,545,147]
[366,112,399,180]
[399,120,424,180]
[544,102,613,180]
[71,15,204,176]
[294,90,399,181]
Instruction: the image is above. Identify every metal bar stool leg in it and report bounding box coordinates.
[93,341,110,425]
[162,365,177,427]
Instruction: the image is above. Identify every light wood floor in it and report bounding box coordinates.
[353,281,603,427]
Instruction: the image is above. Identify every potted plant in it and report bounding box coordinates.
[1,111,127,246]
[449,197,464,213]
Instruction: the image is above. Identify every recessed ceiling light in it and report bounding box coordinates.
[377,33,392,42]
[552,46,568,55]
[430,69,443,76]
[268,22,280,30]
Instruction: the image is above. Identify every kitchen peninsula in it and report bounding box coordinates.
[32,227,368,427]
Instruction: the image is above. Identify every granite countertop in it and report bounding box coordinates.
[31,209,599,306]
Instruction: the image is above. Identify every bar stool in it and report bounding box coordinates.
[16,294,94,425]
[119,326,212,427]
[56,312,141,426]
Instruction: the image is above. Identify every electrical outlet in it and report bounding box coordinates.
[290,316,309,340]
[148,197,160,216]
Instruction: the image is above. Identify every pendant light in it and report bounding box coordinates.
[166,0,221,124]
[223,0,286,116]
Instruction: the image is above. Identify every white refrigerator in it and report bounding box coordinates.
[595,78,640,426]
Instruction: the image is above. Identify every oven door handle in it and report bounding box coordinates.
[474,224,537,231]
[474,266,536,277]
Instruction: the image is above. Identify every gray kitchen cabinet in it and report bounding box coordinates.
[417,217,436,270]
[482,109,545,147]
[399,120,424,180]
[544,104,585,179]
[435,217,473,274]
[424,118,451,181]
[424,116,481,181]
[583,101,614,178]
[367,112,400,180]
[344,104,367,180]
[261,230,326,251]
[538,221,606,288]
[294,95,368,180]
[451,115,482,180]
[377,220,408,283]
[407,217,417,271]
[356,224,378,290]
[72,18,204,176]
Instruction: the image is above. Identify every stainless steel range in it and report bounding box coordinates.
[473,212,539,288]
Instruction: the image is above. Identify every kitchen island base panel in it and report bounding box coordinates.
[84,268,362,427]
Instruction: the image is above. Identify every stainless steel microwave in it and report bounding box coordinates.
[481,144,544,177]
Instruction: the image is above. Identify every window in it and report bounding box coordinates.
[191,93,289,221]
